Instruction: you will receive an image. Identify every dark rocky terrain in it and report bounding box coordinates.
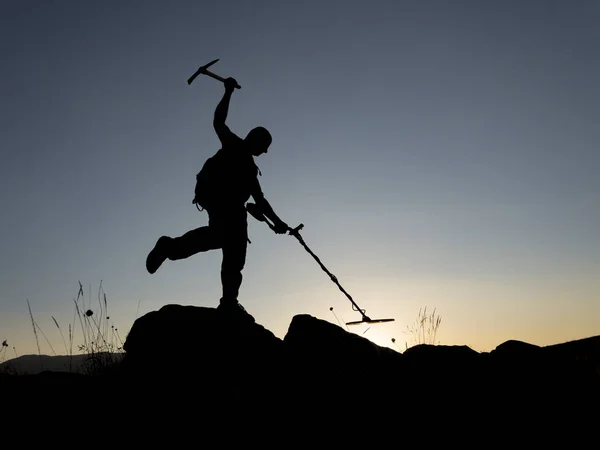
[2,304,598,431]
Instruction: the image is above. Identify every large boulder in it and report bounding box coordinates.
[282,314,403,386]
[121,304,283,386]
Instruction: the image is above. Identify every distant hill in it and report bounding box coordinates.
[0,352,123,375]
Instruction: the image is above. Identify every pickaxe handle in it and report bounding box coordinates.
[202,69,241,89]
[187,60,241,89]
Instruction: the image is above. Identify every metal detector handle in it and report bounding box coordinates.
[246,202,299,235]
[246,203,277,232]
[246,202,269,226]
[290,224,304,236]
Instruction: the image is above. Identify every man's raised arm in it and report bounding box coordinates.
[213,77,238,145]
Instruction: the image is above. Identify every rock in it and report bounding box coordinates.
[282,314,403,389]
[121,304,283,387]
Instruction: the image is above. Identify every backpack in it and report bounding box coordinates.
[192,150,224,211]
[192,149,260,211]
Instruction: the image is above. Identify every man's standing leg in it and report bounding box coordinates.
[217,207,254,321]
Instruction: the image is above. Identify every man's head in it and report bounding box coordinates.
[245,126,272,156]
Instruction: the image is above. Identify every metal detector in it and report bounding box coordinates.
[246,203,395,326]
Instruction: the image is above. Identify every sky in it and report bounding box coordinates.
[1,0,599,358]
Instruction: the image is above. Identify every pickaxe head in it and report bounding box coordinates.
[201,58,220,71]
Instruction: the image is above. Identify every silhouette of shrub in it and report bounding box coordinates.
[403,306,442,349]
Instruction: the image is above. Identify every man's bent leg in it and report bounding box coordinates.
[146,225,222,274]
[168,226,222,261]
[146,236,173,274]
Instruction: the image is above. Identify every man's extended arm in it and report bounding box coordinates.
[251,180,289,234]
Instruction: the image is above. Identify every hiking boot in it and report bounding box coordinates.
[217,297,256,324]
[146,236,172,274]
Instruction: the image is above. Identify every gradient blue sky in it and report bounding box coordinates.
[1,0,599,357]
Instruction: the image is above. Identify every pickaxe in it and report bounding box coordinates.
[187,59,241,89]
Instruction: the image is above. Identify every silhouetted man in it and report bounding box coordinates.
[146,77,289,320]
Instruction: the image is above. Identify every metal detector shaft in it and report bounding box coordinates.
[246,202,374,321]
[288,224,373,321]
[287,225,393,324]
